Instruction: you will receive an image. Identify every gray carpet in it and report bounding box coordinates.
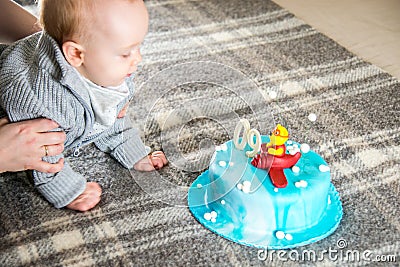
[1,0,399,266]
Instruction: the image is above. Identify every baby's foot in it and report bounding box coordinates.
[134,151,168,171]
[66,182,102,212]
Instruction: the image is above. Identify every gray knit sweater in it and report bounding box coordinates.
[0,32,148,208]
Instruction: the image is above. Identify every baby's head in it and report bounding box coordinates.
[39,0,149,87]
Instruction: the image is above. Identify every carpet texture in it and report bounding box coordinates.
[1,0,399,266]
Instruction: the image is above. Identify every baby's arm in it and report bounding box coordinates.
[94,117,151,167]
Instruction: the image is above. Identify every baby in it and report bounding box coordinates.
[0,0,167,211]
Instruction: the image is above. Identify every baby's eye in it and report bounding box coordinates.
[121,53,131,58]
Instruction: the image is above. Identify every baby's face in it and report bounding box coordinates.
[79,0,149,87]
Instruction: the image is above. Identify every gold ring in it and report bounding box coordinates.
[44,145,49,157]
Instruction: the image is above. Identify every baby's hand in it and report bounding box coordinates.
[66,182,102,212]
[133,151,168,171]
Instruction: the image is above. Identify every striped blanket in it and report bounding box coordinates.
[1,0,399,266]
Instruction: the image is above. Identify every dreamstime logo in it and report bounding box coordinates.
[257,239,397,263]
[128,61,275,207]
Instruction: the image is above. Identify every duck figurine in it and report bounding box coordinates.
[251,124,301,188]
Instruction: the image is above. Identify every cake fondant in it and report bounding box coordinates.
[188,120,342,249]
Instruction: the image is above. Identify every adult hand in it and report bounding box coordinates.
[0,117,66,173]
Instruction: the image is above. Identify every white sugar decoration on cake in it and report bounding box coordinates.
[203,212,212,221]
[275,231,285,240]
[218,161,227,167]
[300,143,310,153]
[294,180,308,188]
[242,181,251,193]
[188,119,343,250]
[319,164,330,172]
[285,233,293,241]
[287,143,300,155]
[204,211,218,223]
[275,230,295,241]
[292,165,300,173]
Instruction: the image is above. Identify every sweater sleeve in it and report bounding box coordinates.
[0,64,87,208]
[33,155,86,208]
[94,116,149,169]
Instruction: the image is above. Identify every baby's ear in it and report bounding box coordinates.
[62,41,85,67]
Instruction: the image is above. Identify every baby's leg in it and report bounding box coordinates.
[66,182,102,212]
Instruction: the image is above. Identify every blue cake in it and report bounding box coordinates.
[188,122,342,249]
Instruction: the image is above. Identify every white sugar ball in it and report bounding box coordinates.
[221,200,226,205]
[229,162,234,166]
[269,91,277,99]
[242,181,251,193]
[300,143,310,153]
[242,186,250,194]
[319,165,330,172]
[204,212,212,221]
[275,231,285,240]
[218,161,227,167]
[210,211,218,219]
[237,183,243,190]
[274,188,279,193]
[292,166,300,174]
[300,180,308,187]
[211,218,216,223]
[295,182,301,188]
[308,113,317,122]
[287,145,300,155]
[285,233,293,241]
[243,181,251,188]
[196,184,203,189]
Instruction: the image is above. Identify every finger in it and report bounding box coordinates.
[19,118,60,132]
[32,158,64,173]
[41,143,64,157]
[36,131,66,147]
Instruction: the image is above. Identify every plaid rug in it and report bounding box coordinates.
[1,0,399,266]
